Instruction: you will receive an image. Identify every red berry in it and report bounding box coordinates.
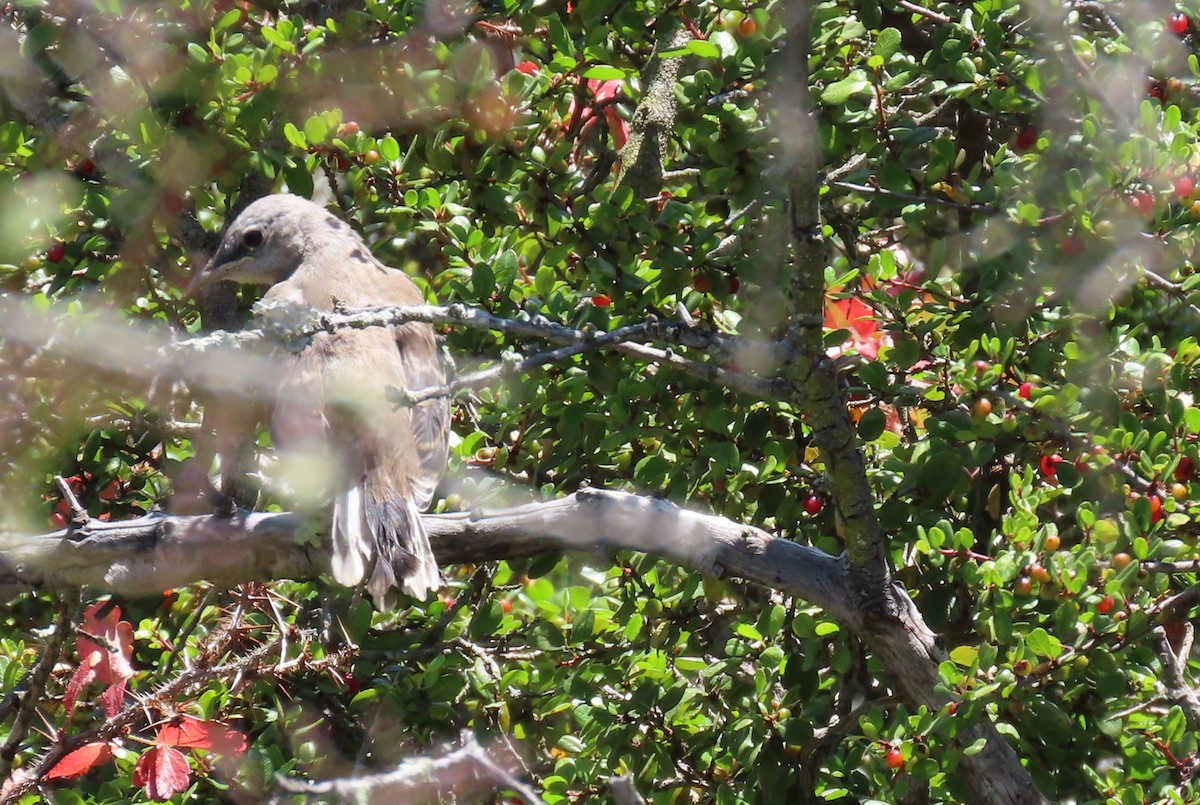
[1127,191,1156,218]
[50,511,68,529]
[737,16,757,36]
[1014,125,1038,152]
[1176,456,1195,482]
[693,274,713,293]
[1017,381,1033,399]
[728,276,740,294]
[803,495,824,515]
[163,194,185,214]
[973,359,990,373]
[1150,81,1167,100]
[1176,175,1196,199]
[345,675,362,696]
[1060,234,1086,257]
[973,398,993,418]
[500,598,513,614]
[1150,494,1164,523]
[592,294,611,307]
[1015,576,1033,596]
[1029,563,1051,583]
[1040,454,1063,478]
[175,108,200,128]
[75,158,96,177]
[47,243,66,263]
[337,120,360,137]
[1170,12,1190,34]
[884,747,903,769]
[1096,594,1115,614]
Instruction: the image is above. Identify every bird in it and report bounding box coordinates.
[186,194,449,607]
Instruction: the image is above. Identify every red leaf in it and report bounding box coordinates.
[76,602,135,687]
[133,745,192,801]
[824,296,882,359]
[603,107,628,149]
[159,716,248,756]
[63,660,95,716]
[44,742,112,781]
[586,78,623,104]
[100,678,127,718]
[514,60,539,76]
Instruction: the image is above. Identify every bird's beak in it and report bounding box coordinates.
[183,259,221,299]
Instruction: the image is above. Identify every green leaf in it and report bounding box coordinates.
[283,122,306,149]
[187,42,210,63]
[20,22,58,57]
[582,65,626,81]
[875,27,902,61]
[1025,627,1063,659]
[821,71,871,104]
[949,645,978,667]
[858,407,887,441]
[379,135,401,162]
[303,115,328,144]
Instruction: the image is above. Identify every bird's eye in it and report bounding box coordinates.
[242,229,264,250]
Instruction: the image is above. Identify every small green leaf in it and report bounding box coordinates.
[821,71,871,105]
[950,645,978,667]
[876,27,902,60]
[582,65,626,81]
[187,42,210,63]
[1025,627,1063,659]
[858,407,887,441]
[379,135,401,162]
[303,115,328,144]
[283,122,306,149]
[687,40,722,59]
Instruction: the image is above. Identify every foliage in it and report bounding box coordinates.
[0,0,1199,803]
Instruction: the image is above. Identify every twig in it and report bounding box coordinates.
[52,476,87,521]
[1142,269,1200,319]
[1152,625,1200,730]
[831,180,997,213]
[896,0,952,24]
[274,732,541,804]
[0,595,77,780]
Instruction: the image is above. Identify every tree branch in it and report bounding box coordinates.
[0,489,855,624]
[273,733,540,805]
[616,18,691,197]
[0,296,783,403]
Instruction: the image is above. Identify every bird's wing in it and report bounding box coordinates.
[393,321,449,509]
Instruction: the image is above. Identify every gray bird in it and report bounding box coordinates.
[187,194,449,606]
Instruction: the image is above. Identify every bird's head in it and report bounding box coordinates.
[185,194,335,296]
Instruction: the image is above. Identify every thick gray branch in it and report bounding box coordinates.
[0,489,855,622]
[616,20,691,197]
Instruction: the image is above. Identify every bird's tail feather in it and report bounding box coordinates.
[363,488,441,608]
[330,485,368,587]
